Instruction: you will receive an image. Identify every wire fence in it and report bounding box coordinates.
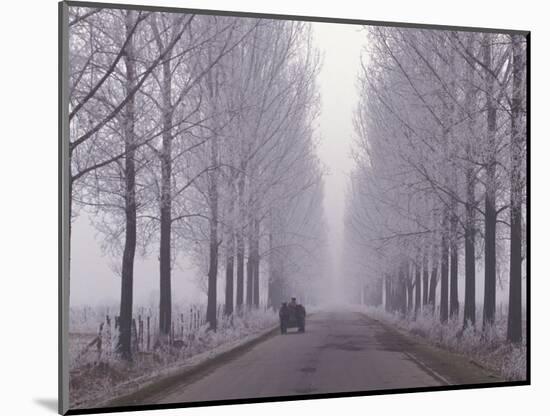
[69,303,273,367]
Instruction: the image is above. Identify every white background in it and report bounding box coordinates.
[0,0,546,415]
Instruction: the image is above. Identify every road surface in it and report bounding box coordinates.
[131,309,501,406]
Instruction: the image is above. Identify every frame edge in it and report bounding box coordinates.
[59,1,70,414]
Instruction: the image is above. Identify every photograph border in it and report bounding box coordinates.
[58,1,531,414]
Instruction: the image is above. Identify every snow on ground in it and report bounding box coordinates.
[359,305,526,381]
[68,306,278,408]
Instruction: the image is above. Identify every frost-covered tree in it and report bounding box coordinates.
[344,26,526,341]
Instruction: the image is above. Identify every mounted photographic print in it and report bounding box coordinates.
[59,1,530,414]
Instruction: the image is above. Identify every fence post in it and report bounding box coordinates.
[97,322,104,362]
[146,316,150,351]
[105,314,112,356]
[138,315,143,350]
[132,318,138,353]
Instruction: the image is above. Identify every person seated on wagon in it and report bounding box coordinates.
[289,297,297,308]
[279,302,289,320]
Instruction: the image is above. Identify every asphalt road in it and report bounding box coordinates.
[140,308,501,405]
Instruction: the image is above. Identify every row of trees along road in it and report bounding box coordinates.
[343,27,526,343]
[68,7,328,360]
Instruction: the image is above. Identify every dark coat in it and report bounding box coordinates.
[279,304,289,320]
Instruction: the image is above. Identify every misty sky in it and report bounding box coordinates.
[312,22,364,300]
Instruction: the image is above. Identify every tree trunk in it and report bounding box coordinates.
[405,279,410,313]
[118,11,137,361]
[406,277,413,315]
[483,191,497,328]
[246,238,254,307]
[206,235,219,330]
[268,270,281,309]
[422,249,429,306]
[385,275,392,312]
[463,33,477,329]
[440,213,449,323]
[402,278,408,316]
[267,222,279,309]
[224,179,236,316]
[449,213,459,318]
[507,34,524,343]
[428,243,438,310]
[235,173,245,311]
[252,219,260,308]
[464,167,477,327]
[245,192,256,308]
[206,128,219,330]
[158,38,173,339]
[483,34,497,330]
[236,232,244,310]
[415,259,421,316]
[205,62,220,330]
[369,277,383,306]
[224,236,234,316]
